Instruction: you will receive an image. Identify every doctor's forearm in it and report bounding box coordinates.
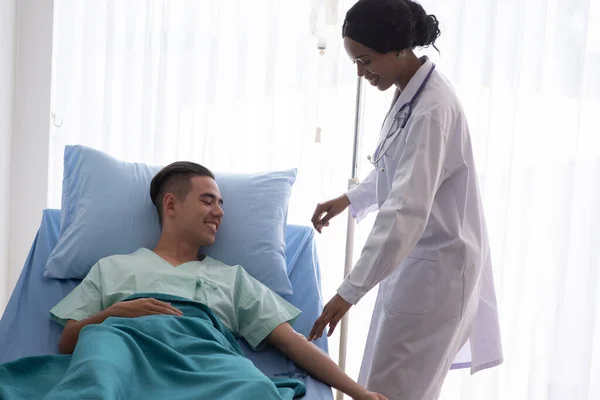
[345,168,379,215]
[345,116,446,299]
[348,207,429,292]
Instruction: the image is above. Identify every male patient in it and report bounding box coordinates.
[49,161,386,400]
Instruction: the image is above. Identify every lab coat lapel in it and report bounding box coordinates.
[380,57,435,138]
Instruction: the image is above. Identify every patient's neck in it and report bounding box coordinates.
[153,232,199,267]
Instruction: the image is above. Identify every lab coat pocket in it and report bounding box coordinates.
[383,257,439,315]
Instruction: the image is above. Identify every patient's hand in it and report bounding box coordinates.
[107,298,183,318]
[58,298,182,354]
[356,392,388,400]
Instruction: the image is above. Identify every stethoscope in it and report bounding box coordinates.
[367,63,436,168]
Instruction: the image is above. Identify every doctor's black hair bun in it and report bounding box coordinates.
[406,1,441,49]
[342,0,441,53]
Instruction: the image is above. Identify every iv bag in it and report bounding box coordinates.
[310,0,338,50]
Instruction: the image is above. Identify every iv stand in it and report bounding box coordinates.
[336,76,364,400]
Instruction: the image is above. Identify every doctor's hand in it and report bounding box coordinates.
[311,194,351,233]
[308,294,352,341]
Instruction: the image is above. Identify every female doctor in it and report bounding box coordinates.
[308,0,502,399]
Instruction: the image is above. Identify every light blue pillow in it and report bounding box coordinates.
[45,145,296,296]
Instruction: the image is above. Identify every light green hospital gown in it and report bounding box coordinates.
[50,248,301,349]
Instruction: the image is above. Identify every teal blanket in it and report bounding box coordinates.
[0,293,306,399]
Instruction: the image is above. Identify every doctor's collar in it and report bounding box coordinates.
[396,57,434,99]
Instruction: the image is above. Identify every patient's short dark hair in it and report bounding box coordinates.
[150,161,215,221]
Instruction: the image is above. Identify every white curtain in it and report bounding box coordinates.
[49,0,600,399]
[0,0,17,315]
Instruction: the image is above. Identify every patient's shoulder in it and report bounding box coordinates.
[200,256,250,281]
[95,248,149,270]
[201,255,238,270]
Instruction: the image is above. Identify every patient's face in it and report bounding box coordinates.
[175,176,224,246]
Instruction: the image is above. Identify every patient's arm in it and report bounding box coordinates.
[59,309,115,354]
[266,323,387,400]
[58,298,183,354]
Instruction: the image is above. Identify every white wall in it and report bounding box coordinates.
[7,0,54,300]
[0,0,18,313]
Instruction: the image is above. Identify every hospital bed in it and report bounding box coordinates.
[0,208,334,399]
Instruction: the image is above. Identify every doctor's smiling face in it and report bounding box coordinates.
[341,0,441,91]
[344,37,405,92]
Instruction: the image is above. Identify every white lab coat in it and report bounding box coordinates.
[339,58,503,399]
